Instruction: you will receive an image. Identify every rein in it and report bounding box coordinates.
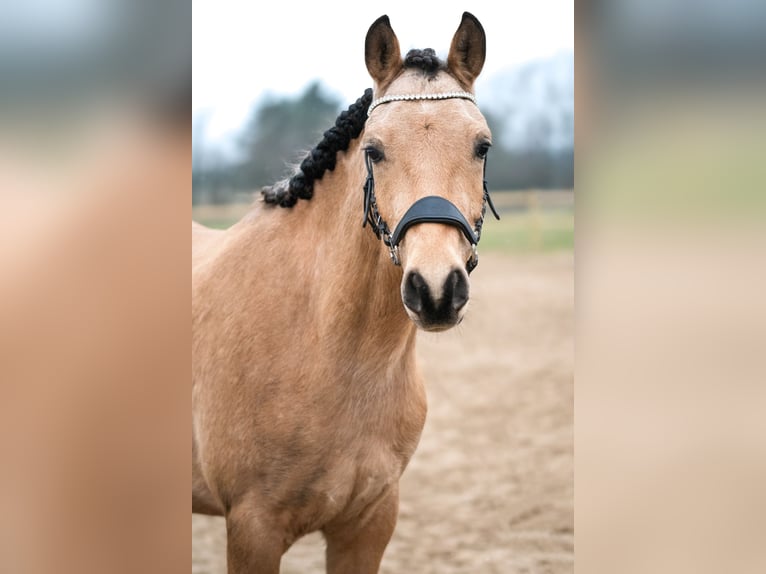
[362,92,500,273]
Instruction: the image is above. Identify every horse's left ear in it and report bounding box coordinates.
[447,12,486,89]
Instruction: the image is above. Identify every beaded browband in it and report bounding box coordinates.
[367,91,476,117]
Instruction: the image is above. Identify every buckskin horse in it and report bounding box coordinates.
[192,12,498,573]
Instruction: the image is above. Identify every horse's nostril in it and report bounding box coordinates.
[403,269,468,322]
[445,269,469,311]
[403,271,428,313]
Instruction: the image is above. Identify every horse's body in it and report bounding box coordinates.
[193,13,492,573]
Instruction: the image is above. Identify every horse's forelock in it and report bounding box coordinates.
[403,48,445,76]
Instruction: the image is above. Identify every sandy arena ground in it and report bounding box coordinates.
[193,251,573,573]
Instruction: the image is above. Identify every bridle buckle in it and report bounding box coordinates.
[389,244,400,265]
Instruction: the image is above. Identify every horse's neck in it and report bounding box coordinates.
[274,141,416,366]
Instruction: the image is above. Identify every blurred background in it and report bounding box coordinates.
[192,1,574,253]
[577,1,766,574]
[1,2,190,574]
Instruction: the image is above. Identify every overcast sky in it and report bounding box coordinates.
[193,0,573,144]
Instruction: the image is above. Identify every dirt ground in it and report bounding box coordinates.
[192,251,573,573]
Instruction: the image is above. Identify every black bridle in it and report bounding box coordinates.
[362,150,500,273]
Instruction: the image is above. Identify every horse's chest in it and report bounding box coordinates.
[339,454,399,513]
[292,449,401,532]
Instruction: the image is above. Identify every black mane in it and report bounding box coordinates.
[261,88,373,208]
[261,48,445,209]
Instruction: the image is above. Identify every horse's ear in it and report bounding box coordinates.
[365,15,402,89]
[447,12,486,89]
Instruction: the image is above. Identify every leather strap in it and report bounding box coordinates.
[390,196,478,247]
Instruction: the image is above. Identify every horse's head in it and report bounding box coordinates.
[362,13,494,332]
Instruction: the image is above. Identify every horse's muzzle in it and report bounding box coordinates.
[402,267,469,331]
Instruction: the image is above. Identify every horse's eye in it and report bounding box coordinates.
[365,147,385,163]
[475,141,491,159]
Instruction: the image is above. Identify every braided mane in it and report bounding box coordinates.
[261,89,373,208]
[261,48,444,208]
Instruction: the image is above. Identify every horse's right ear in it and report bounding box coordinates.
[365,15,402,89]
[447,12,486,89]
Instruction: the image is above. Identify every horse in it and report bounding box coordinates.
[192,12,497,573]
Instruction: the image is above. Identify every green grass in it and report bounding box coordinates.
[196,217,239,230]
[192,203,251,230]
[478,208,574,253]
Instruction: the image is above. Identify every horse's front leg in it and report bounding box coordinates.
[323,487,399,574]
[225,498,284,574]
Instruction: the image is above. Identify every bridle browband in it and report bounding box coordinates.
[362,91,500,273]
[367,91,476,117]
